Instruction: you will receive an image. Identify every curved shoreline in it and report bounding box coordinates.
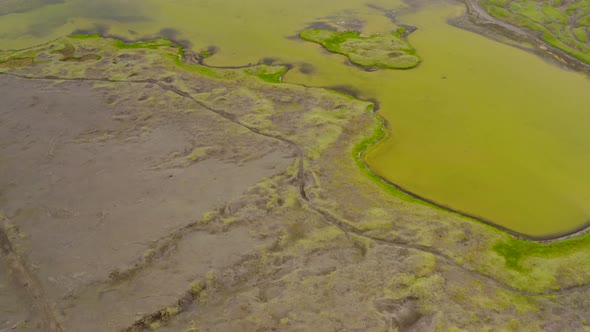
[358,125,590,242]
[7,26,589,241]
[355,2,590,242]
[181,29,590,242]
[355,109,590,242]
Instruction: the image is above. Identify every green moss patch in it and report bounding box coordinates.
[299,29,420,69]
[493,232,590,271]
[243,65,288,83]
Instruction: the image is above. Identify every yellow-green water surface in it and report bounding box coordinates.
[2,0,590,238]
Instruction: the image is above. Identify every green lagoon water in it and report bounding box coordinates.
[2,0,590,238]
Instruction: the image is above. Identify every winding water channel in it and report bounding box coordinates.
[2,0,590,238]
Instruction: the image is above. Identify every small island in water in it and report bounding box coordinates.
[300,28,420,69]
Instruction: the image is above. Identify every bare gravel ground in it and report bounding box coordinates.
[0,74,292,330]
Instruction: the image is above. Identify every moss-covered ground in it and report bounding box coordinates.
[1,35,589,330]
[299,28,420,69]
[479,0,590,64]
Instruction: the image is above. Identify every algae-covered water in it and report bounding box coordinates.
[2,0,590,238]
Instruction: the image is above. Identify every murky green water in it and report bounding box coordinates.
[2,0,590,238]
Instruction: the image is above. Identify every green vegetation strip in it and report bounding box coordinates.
[114,38,174,49]
[300,29,420,69]
[494,232,590,271]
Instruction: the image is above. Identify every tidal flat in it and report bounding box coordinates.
[1,0,590,331]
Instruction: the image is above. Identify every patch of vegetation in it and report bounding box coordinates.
[168,53,221,78]
[186,146,211,162]
[52,44,76,58]
[52,44,101,62]
[479,0,590,64]
[190,280,205,295]
[290,226,344,253]
[114,38,174,50]
[243,65,288,83]
[493,232,590,270]
[177,45,185,58]
[198,49,213,58]
[302,108,347,160]
[300,29,420,69]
